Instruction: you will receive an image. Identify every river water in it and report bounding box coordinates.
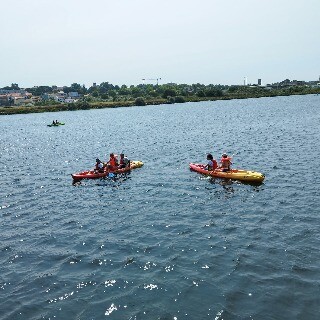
[0,95,319,320]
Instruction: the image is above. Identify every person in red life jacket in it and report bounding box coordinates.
[118,153,130,169]
[107,153,118,170]
[220,153,232,172]
[204,153,218,171]
[94,158,104,173]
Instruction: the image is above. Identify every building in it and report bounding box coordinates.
[0,89,34,106]
[13,96,33,106]
[65,98,77,103]
[0,95,9,106]
[68,92,80,98]
[53,91,68,102]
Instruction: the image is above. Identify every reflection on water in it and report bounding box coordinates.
[72,172,132,186]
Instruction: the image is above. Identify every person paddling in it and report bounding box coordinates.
[94,158,104,173]
[118,153,130,169]
[204,153,218,171]
[220,153,232,172]
[107,153,118,170]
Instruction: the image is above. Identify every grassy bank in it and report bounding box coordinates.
[0,98,169,115]
[0,90,319,115]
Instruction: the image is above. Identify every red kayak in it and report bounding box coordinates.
[72,160,143,181]
[189,163,265,183]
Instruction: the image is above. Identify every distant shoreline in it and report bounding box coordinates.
[0,91,318,116]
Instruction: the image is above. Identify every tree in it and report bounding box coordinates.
[108,89,117,98]
[197,90,206,97]
[91,90,99,97]
[119,85,129,96]
[26,86,52,96]
[100,93,109,100]
[174,96,186,103]
[11,83,20,90]
[99,82,114,94]
[205,88,223,97]
[1,83,20,91]
[135,97,146,106]
[70,83,85,93]
[162,88,176,98]
[131,87,143,98]
[228,86,240,93]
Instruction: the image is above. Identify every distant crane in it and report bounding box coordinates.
[142,78,161,85]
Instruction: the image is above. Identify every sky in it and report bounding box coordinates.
[1,0,319,88]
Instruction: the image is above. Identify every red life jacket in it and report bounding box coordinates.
[220,157,232,169]
[109,156,117,167]
[212,159,218,170]
[208,159,218,170]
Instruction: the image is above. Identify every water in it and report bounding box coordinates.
[0,95,319,320]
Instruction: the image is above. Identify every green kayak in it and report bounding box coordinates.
[47,122,65,127]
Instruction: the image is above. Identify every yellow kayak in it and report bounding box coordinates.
[189,163,265,183]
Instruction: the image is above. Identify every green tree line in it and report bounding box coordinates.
[1,81,319,111]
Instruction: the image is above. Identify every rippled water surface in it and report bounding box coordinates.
[1,95,320,320]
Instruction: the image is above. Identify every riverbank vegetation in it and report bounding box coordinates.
[1,81,319,115]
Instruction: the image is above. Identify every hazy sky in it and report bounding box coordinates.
[1,0,319,88]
